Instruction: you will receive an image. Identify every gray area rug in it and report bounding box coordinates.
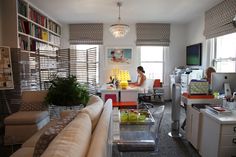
[113,102,201,157]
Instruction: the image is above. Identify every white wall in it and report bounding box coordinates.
[186,14,208,69]
[60,23,188,99]
[0,0,3,45]
[60,23,70,49]
[100,24,138,84]
[164,24,188,98]
[101,23,188,99]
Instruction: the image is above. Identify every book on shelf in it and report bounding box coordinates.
[30,39,36,51]
[31,24,44,40]
[29,7,47,27]
[42,30,48,41]
[30,40,59,52]
[36,42,58,52]
[18,0,27,17]
[18,19,30,34]
[18,20,23,32]
[49,33,60,46]
[18,36,28,50]
[48,20,61,35]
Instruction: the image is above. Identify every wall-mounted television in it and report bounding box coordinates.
[186,43,202,66]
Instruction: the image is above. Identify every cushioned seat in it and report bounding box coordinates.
[80,95,104,130]
[22,119,58,148]
[86,99,112,157]
[9,96,112,157]
[4,111,49,125]
[41,113,92,157]
[4,91,50,145]
[10,147,35,157]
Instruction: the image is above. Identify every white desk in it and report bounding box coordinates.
[200,110,236,157]
[100,84,139,103]
[181,94,223,151]
[181,95,223,106]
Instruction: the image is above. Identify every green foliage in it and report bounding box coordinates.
[45,75,89,106]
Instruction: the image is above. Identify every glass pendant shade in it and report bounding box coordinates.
[110,2,129,38]
[109,24,130,38]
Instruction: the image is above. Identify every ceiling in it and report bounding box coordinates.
[28,0,223,24]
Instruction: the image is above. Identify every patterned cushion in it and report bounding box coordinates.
[33,112,77,157]
[33,127,61,157]
[20,102,47,111]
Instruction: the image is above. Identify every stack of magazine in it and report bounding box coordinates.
[206,105,232,115]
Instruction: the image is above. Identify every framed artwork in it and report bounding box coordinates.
[107,47,132,64]
[0,46,14,90]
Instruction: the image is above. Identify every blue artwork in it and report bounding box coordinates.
[107,48,132,64]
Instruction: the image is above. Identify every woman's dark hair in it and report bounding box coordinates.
[137,66,145,73]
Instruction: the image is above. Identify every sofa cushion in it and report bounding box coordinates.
[4,111,49,125]
[20,102,47,111]
[33,127,61,157]
[33,112,77,156]
[60,110,79,119]
[41,113,92,157]
[10,147,34,157]
[81,95,103,130]
[21,90,48,103]
[87,95,103,106]
[86,99,112,157]
[4,117,50,145]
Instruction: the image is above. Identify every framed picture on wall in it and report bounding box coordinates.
[0,46,14,90]
[106,47,132,65]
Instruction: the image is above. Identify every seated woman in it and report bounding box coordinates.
[205,66,216,84]
[203,66,216,95]
[130,66,153,108]
[129,66,146,87]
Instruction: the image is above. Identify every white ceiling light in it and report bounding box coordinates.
[109,2,130,38]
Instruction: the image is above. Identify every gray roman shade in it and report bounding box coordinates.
[136,23,170,46]
[69,23,103,45]
[204,0,236,39]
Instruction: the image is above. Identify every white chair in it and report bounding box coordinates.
[138,79,165,109]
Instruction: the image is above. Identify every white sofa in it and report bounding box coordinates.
[11,95,113,157]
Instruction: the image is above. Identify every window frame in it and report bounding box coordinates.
[140,46,165,82]
[71,45,100,84]
[211,33,236,72]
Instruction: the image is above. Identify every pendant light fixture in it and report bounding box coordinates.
[109,2,130,38]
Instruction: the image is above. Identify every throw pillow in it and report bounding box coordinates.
[19,102,47,111]
[33,112,77,157]
[33,127,60,157]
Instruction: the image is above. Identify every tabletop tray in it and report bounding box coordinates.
[119,109,155,125]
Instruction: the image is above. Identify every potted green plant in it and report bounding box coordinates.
[45,75,89,107]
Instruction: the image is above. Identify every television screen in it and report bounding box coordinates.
[186,43,202,66]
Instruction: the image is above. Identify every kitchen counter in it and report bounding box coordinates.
[202,109,236,124]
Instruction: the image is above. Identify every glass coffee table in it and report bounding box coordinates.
[111,108,156,153]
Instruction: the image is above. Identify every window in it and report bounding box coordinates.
[74,45,99,84]
[212,32,236,72]
[140,46,164,82]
